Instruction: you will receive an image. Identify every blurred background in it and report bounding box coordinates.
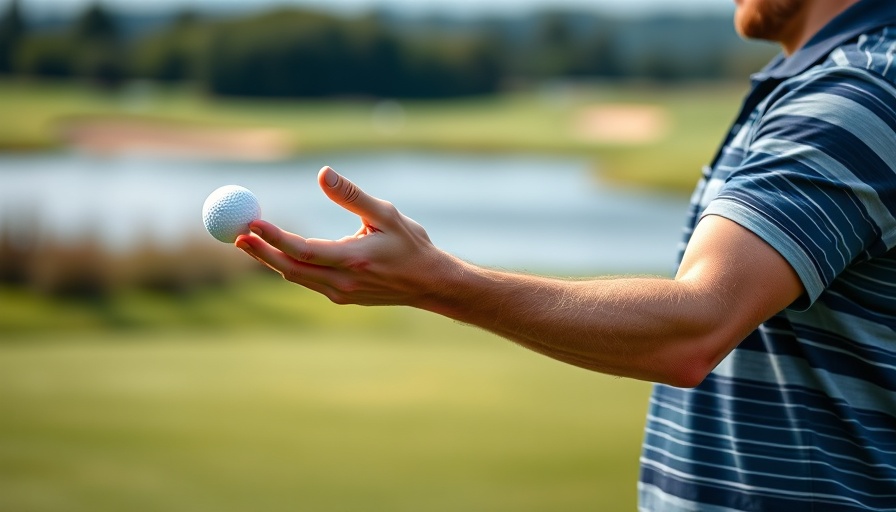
[0,0,777,510]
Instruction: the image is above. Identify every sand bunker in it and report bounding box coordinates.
[573,104,670,145]
[59,119,292,161]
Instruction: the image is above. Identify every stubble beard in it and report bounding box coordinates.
[734,0,806,44]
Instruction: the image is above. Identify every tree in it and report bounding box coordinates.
[74,2,118,43]
[130,10,206,83]
[72,2,125,87]
[0,0,25,74]
[202,9,501,99]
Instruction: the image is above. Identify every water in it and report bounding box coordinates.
[0,151,690,274]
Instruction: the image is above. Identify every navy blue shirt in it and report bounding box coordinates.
[639,1,896,510]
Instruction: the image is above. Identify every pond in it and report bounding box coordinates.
[0,151,691,275]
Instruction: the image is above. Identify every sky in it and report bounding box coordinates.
[12,0,735,19]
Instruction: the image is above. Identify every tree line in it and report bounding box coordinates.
[0,1,776,98]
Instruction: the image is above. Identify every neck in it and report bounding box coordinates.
[781,0,861,55]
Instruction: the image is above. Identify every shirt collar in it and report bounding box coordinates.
[753,0,896,82]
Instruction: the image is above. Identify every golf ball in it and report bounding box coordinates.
[202,185,261,243]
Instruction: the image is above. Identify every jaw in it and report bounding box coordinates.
[733,0,810,54]
[734,0,862,55]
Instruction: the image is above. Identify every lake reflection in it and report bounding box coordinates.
[0,151,690,274]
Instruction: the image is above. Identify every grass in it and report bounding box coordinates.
[0,275,416,334]
[0,76,736,509]
[0,279,653,512]
[0,78,746,192]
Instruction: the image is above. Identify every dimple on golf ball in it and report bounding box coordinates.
[202,185,261,243]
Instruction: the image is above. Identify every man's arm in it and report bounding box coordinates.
[236,167,803,388]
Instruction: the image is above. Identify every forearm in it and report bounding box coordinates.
[235,171,802,387]
[417,255,737,387]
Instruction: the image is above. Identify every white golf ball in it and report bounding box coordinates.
[202,185,261,243]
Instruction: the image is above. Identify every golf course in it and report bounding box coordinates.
[0,77,745,511]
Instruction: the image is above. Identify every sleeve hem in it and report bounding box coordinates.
[701,198,823,311]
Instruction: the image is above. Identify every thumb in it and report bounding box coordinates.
[318,166,398,226]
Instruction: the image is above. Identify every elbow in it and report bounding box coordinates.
[660,362,713,389]
[649,351,713,388]
[651,329,742,389]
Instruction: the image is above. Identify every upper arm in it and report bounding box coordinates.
[678,68,896,372]
[704,68,896,307]
[674,214,804,373]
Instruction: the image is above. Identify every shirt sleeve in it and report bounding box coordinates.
[701,66,896,310]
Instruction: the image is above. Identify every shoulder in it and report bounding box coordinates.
[759,26,896,121]
[822,25,896,83]
[756,64,896,148]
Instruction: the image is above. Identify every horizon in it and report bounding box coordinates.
[9,0,735,20]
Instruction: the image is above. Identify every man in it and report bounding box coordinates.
[236,0,896,509]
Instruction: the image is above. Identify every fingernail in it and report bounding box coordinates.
[236,240,250,251]
[323,167,338,187]
[250,225,263,236]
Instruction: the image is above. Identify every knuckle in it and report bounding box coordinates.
[282,267,303,284]
[328,275,352,294]
[264,227,282,246]
[336,280,358,295]
[326,278,360,304]
[294,244,315,263]
[325,290,348,305]
[345,255,371,272]
[342,182,362,204]
[379,200,401,221]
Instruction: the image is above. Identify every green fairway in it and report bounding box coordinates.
[0,312,652,511]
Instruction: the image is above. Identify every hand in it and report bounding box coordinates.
[235,166,448,307]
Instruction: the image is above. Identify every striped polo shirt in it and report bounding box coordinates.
[639,1,896,511]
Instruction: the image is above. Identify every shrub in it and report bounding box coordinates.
[0,219,256,300]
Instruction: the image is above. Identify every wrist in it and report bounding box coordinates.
[411,250,480,317]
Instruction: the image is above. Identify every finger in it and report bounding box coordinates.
[236,235,342,296]
[236,233,301,273]
[318,166,400,228]
[247,219,348,267]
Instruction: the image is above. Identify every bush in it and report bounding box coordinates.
[0,219,255,300]
[27,236,115,300]
[15,34,76,78]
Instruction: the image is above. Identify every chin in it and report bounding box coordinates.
[734,0,804,43]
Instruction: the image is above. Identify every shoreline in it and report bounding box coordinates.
[56,117,294,162]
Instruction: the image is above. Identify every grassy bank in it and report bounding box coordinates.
[0,278,652,512]
[0,78,745,192]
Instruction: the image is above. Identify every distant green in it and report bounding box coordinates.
[0,280,652,512]
[0,78,745,192]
